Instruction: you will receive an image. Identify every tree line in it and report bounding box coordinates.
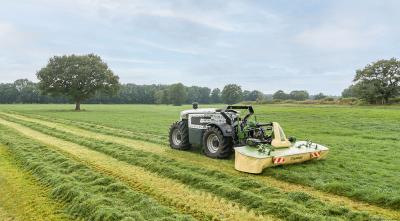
[0,80,265,105]
[0,78,335,105]
[2,54,398,107]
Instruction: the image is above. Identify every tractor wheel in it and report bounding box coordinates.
[169,121,190,150]
[202,126,233,158]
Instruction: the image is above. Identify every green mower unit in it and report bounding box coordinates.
[169,104,328,173]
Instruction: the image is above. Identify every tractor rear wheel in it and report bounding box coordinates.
[202,126,233,158]
[169,121,190,150]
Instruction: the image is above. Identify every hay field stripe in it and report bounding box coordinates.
[4,115,371,221]
[0,145,70,221]
[4,112,399,220]
[0,206,15,221]
[0,117,271,221]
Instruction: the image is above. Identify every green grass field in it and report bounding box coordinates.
[0,104,399,220]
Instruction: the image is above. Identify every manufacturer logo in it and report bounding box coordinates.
[291,156,303,160]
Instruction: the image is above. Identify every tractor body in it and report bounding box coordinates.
[169,105,328,173]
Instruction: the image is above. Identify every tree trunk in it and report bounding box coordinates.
[75,100,81,111]
[384,96,389,105]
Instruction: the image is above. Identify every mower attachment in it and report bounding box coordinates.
[234,141,329,174]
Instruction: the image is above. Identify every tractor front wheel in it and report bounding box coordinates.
[202,126,232,158]
[169,121,190,150]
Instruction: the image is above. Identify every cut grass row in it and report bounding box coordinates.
[8,111,400,218]
[0,145,70,221]
[0,123,194,221]
[6,111,169,145]
[4,112,400,220]
[0,118,268,221]
[10,110,400,210]
[0,207,14,221]
[0,114,385,221]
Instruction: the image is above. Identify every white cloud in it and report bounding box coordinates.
[71,0,236,31]
[294,9,387,51]
[294,18,387,51]
[0,22,30,47]
[72,0,276,32]
[114,67,184,84]
[134,38,203,55]
[104,57,165,64]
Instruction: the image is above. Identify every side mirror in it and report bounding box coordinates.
[192,102,198,109]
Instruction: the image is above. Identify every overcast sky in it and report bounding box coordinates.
[0,0,399,95]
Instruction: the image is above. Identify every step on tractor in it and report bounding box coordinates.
[169,104,329,174]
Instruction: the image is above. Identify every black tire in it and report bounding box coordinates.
[169,120,190,150]
[202,126,233,158]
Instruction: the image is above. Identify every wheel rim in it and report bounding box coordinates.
[207,134,220,153]
[172,129,182,145]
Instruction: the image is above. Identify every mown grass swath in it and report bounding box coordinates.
[1,114,272,220]
[0,124,193,221]
[5,112,400,220]
[1,114,385,221]
[7,111,168,145]
[6,104,399,210]
[0,145,70,221]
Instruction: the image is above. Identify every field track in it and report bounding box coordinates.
[0,110,399,220]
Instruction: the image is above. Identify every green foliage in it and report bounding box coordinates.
[210,88,221,103]
[36,54,120,110]
[272,90,310,101]
[0,80,69,104]
[313,93,327,100]
[13,79,40,103]
[168,83,187,106]
[221,84,243,104]
[273,90,290,100]
[341,85,357,98]
[0,83,18,103]
[289,90,309,101]
[243,90,264,101]
[185,86,211,104]
[350,58,400,104]
[389,97,400,104]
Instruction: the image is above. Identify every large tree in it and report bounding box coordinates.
[272,90,289,100]
[168,83,187,106]
[36,54,119,110]
[221,84,243,104]
[289,90,309,101]
[353,58,400,104]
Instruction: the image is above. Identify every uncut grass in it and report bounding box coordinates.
[2,116,384,221]
[0,145,70,221]
[0,125,193,221]
[6,104,399,209]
